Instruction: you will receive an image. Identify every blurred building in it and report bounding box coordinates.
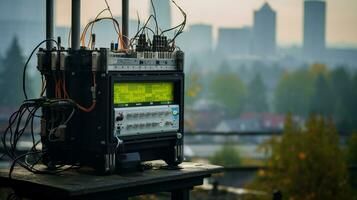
[303,0,326,61]
[0,0,45,55]
[149,0,172,33]
[216,27,252,56]
[186,24,213,53]
[252,3,277,57]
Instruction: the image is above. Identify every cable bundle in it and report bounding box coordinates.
[81,0,187,52]
[1,98,78,178]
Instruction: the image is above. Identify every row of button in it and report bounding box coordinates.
[126,121,175,129]
[125,110,178,119]
[115,121,177,135]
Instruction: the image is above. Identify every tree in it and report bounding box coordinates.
[0,37,26,107]
[185,72,202,106]
[348,73,357,131]
[245,115,352,200]
[310,74,334,116]
[185,60,203,107]
[274,69,314,116]
[274,64,334,117]
[209,145,241,167]
[347,133,357,187]
[329,68,354,131]
[210,72,246,116]
[246,73,268,113]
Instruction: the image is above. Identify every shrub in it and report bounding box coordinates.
[245,115,352,200]
[209,145,241,168]
[347,133,357,188]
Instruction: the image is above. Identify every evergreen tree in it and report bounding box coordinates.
[347,133,357,187]
[310,74,334,116]
[330,68,353,131]
[0,37,29,107]
[246,73,268,113]
[210,71,246,117]
[350,73,357,131]
[275,69,313,116]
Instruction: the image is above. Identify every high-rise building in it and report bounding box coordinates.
[186,24,213,53]
[303,0,326,60]
[149,0,172,33]
[216,27,252,56]
[252,3,277,57]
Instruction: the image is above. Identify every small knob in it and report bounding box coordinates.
[116,113,124,121]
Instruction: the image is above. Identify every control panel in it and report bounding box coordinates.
[107,51,184,72]
[114,105,180,136]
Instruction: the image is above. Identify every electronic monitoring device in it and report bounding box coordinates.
[36,36,185,174]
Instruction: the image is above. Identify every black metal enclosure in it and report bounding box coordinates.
[38,48,185,174]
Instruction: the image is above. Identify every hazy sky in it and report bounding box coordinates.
[56,0,357,46]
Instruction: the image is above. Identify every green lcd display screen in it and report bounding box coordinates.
[114,82,174,106]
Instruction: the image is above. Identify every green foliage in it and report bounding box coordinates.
[246,73,268,113]
[275,64,329,116]
[185,72,202,106]
[274,64,357,131]
[347,74,357,131]
[209,145,241,167]
[330,68,356,131]
[275,69,314,116]
[347,133,357,187]
[310,74,335,115]
[245,115,353,200]
[210,71,246,116]
[0,37,30,107]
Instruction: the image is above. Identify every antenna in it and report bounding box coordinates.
[72,0,81,50]
[122,0,129,49]
[46,0,54,50]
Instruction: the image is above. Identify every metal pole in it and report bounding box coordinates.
[71,0,81,50]
[46,0,54,50]
[122,0,129,49]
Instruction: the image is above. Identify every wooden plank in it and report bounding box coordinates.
[0,162,222,197]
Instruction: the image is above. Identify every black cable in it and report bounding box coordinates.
[1,98,78,178]
[160,0,186,36]
[6,193,17,200]
[9,150,79,179]
[141,15,157,35]
[136,11,141,35]
[167,0,186,45]
[23,39,58,100]
[150,0,159,34]
[1,107,23,159]
[129,15,157,48]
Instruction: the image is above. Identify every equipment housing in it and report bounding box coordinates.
[37,47,185,174]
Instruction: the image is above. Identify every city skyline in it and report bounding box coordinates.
[55,0,357,46]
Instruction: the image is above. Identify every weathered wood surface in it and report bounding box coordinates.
[0,162,222,198]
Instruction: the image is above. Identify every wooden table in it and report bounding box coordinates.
[0,162,222,200]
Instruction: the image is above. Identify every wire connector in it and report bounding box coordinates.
[92,51,100,72]
[91,85,97,100]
